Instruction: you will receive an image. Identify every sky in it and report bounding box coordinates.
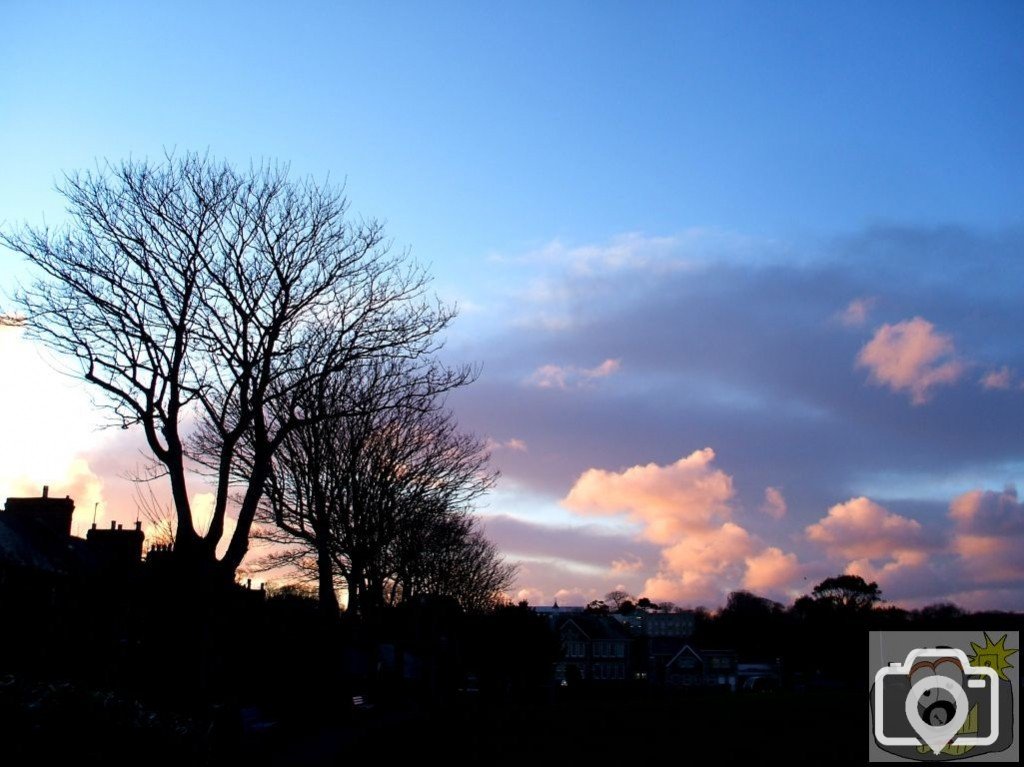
[2,2,1023,610]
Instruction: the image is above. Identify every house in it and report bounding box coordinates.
[610,608,695,637]
[663,644,738,690]
[0,488,144,580]
[0,487,146,669]
[555,613,632,683]
[646,635,690,683]
[531,601,585,629]
[644,611,694,637]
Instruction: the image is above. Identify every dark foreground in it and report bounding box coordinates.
[272,687,863,766]
[1,678,864,765]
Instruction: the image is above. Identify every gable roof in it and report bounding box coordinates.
[666,644,703,668]
[559,613,633,641]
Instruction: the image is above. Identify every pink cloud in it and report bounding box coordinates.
[949,486,1024,533]
[949,486,1024,583]
[743,547,804,596]
[554,587,597,606]
[658,522,754,575]
[804,497,951,602]
[526,358,621,390]
[564,450,805,606]
[805,497,925,560]
[980,366,1014,391]
[563,448,734,543]
[760,486,787,520]
[583,358,621,379]
[611,556,645,574]
[503,557,609,608]
[643,572,725,607]
[846,549,928,582]
[856,317,965,404]
[837,297,875,328]
[514,587,546,606]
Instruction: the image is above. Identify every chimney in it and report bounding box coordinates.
[3,492,75,538]
[87,519,145,569]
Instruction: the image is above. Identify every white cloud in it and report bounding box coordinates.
[526,358,622,390]
[485,437,528,453]
[0,328,108,503]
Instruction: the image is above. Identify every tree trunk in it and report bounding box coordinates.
[317,544,340,614]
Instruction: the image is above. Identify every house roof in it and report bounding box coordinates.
[666,644,704,668]
[665,645,738,668]
[559,614,633,641]
[0,514,93,575]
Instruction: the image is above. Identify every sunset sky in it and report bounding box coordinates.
[2,2,1023,610]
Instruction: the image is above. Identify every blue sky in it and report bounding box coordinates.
[2,2,1023,609]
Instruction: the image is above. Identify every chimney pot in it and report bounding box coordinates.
[42,485,49,498]
[135,521,142,531]
[117,524,122,530]
[111,521,116,530]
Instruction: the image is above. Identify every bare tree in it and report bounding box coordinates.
[396,515,517,612]
[130,467,177,548]
[604,590,632,610]
[2,153,454,581]
[255,355,507,616]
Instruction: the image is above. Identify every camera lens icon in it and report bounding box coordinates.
[874,647,1000,755]
[905,674,971,754]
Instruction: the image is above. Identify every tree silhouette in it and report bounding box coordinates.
[809,574,882,610]
[252,355,508,615]
[3,153,453,580]
[604,590,632,610]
